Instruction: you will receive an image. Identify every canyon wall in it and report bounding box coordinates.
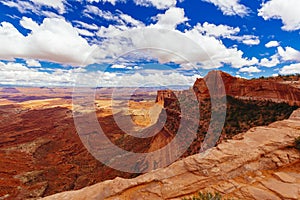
[192,71,300,106]
[42,109,300,200]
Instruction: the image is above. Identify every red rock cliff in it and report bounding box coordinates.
[193,71,300,106]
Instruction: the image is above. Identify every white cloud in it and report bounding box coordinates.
[133,0,177,10]
[76,28,95,37]
[87,0,124,5]
[30,0,66,14]
[0,4,261,78]
[119,13,144,27]
[133,66,143,70]
[77,70,201,87]
[1,1,36,13]
[0,61,74,86]
[41,10,64,18]
[202,0,250,17]
[239,66,261,73]
[277,46,300,62]
[0,17,97,66]
[195,22,240,38]
[84,5,118,21]
[110,64,142,70]
[0,61,31,71]
[280,63,300,75]
[26,59,41,67]
[1,0,66,15]
[111,64,127,69]
[20,17,39,31]
[0,60,201,87]
[73,20,99,30]
[84,5,144,28]
[258,0,300,31]
[152,7,188,30]
[229,35,260,45]
[259,54,279,67]
[94,6,259,70]
[265,40,279,48]
[182,25,259,68]
[235,74,247,79]
[194,22,260,46]
[97,24,128,38]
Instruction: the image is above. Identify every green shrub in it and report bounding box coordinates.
[183,192,234,200]
[295,137,300,150]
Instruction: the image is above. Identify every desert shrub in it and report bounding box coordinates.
[182,192,235,200]
[295,137,300,150]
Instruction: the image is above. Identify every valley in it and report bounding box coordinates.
[0,71,299,199]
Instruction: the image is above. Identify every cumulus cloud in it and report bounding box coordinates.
[280,63,300,75]
[25,59,41,67]
[239,66,261,73]
[94,7,259,70]
[259,54,279,67]
[182,25,258,68]
[151,7,188,30]
[77,70,201,87]
[202,0,250,17]
[0,3,263,86]
[194,22,260,45]
[265,40,279,48]
[277,46,300,62]
[0,61,73,86]
[0,17,97,66]
[229,35,260,45]
[258,0,300,31]
[195,22,240,38]
[0,60,201,87]
[20,17,39,31]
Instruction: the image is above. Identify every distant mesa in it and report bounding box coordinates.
[0,87,20,93]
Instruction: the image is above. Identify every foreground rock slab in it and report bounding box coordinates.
[42,109,300,200]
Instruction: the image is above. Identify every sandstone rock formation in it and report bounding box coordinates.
[42,109,300,200]
[192,71,300,106]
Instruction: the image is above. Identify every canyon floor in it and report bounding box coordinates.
[0,87,159,200]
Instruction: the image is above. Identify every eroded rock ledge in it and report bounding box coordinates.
[42,109,300,200]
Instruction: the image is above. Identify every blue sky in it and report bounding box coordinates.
[0,0,300,86]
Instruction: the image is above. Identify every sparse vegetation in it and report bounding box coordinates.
[182,192,235,200]
[178,94,298,157]
[295,137,300,150]
[223,96,298,136]
[252,73,300,81]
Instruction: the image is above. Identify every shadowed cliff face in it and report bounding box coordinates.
[41,109,300,200]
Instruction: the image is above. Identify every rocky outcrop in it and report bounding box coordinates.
[42,109,300,200]
[193,71,300,106]
[155,90,177,107]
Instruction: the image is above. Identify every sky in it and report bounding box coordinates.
[0,0,300,87]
